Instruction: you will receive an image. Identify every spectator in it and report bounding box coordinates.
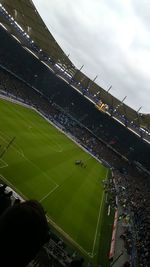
[123,261,130,267]
[0,200,49,267]
[70,257,84,267]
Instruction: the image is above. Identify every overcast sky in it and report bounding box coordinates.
[33,0,150,114]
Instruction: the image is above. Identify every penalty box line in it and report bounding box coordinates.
[41,174,107,257]
[0,174,93,259]
[0,159,8,169]
[21,153,59,188]
[0,132,58,188]
[0,171,94,258]
[39,184,59,203]
[12,145,59,188]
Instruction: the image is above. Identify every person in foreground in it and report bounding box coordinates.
[0,200,49,267]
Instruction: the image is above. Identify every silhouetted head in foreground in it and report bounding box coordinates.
[0,200,49,267]
[70,258,84,267]
[123,262,131,267]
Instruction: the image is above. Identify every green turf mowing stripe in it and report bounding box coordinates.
[39,184,59,202]
[0,159,8,169]
[0,98,113,267]
[91,190,105,256]
[46,214,92,258]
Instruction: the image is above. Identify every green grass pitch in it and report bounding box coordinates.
[0,98,113,266]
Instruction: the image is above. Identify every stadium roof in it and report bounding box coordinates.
[1,0,150,136]
[0,0,76,72]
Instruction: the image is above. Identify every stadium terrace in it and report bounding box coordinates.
[0,1,150,267]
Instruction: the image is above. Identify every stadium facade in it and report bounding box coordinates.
[0,1,150,267]
[0,1,149,173]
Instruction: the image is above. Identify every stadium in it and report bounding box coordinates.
[0,1,150,267]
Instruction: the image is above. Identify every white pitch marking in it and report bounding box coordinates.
[46,214,92,258]
[14,109,63,153]
[39,184,59,202]
[0,174,26,200]
[21,153,58,187]
[91,190,105,256]
[0,132,24,157]
[0,132,58,187]
[0,159,8,169]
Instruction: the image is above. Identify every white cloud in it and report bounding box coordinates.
[33,0,150,113]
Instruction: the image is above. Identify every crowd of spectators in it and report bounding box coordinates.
[1,18,149,143]
[0,66,150,267]
[101,165,150,267]
[114,169,150,267]
[0,67,127,171]
[0,183,22,215]
[0,198,50,267]
[0,181,82,267]
[0,24,150,169]
[0,184,12,215]
[29,237,83,267]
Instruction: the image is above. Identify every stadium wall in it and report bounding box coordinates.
[0,25,150,171]
[109,209,118,260]
[0,93,105,166]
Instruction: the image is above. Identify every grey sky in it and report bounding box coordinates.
[33,0,150,113]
